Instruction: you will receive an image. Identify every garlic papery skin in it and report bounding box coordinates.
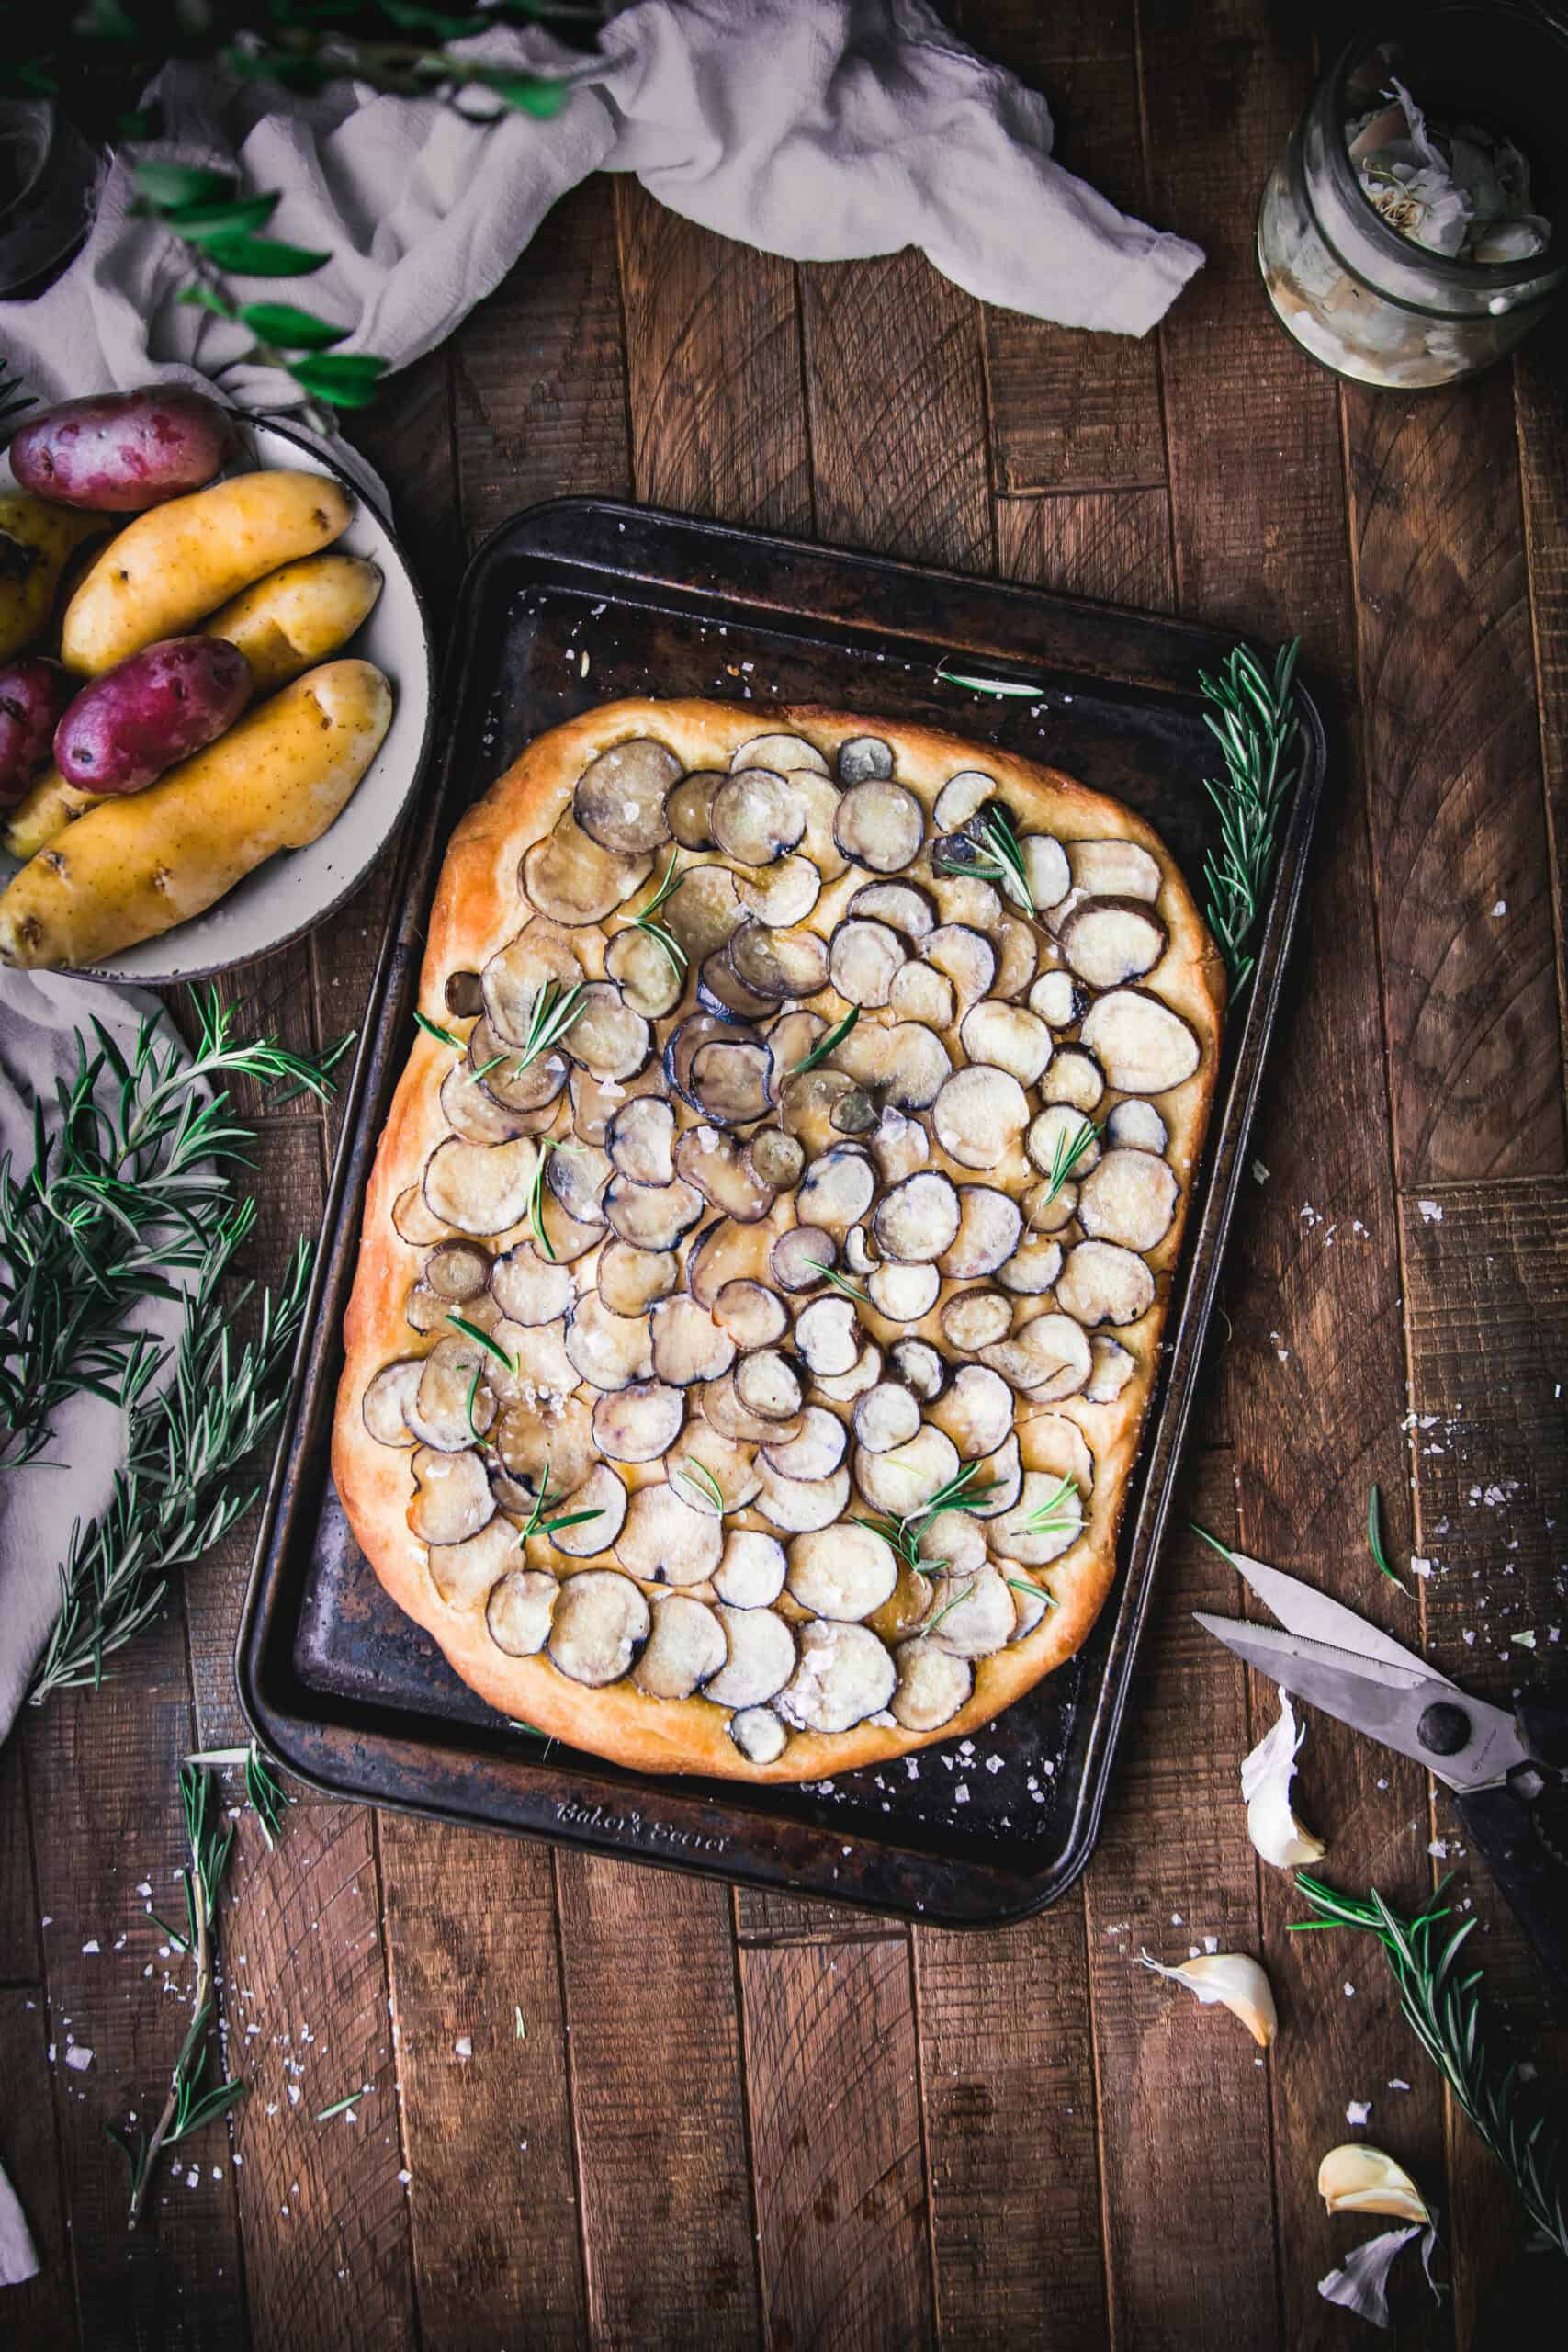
[1318,2217,1442,2330]
[1135,1950,1278,2049]
[1318,2144,1431,2224]
[1241,1687,1326,1871]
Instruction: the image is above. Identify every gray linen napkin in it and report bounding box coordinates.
[0,0,1201,418]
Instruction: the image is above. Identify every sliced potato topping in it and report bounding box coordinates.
[371,716,1210,1759]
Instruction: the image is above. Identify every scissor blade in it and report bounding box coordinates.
[1193,1614,1528,1788]
[1224,1548,1445,1681]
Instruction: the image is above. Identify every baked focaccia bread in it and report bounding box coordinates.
[333,698,1224,1781]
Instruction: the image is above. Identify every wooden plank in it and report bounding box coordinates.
[221,1799,416,2352]
[955,0,1167,492]
[800,250,990,570]
[182,1116,327,1753]
[1515,315,1568,1102]
[739,1934,932,2350]
[995,487,1175,616]
[1138,6,1452,2345]
[0,1732,41,1984]
[1083,1453,1279,2351]
[21,1633,249,2351]
[1400,1180,1568,2342]
[916,1904,1106,2347]
[614,180,811,532]
[454,180,630,537]
[554,1857,760,2348]
[1345,377,1564,1182]
[377,1817,588,2351]
[0,1986,78,2349]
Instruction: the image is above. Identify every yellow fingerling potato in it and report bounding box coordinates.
[3,552,385,860]
[0,493,110,662]
[61,469,354,675]
[0,660,392,970]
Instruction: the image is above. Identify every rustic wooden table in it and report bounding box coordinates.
[5,6,1565,2346]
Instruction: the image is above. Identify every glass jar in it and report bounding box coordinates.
[1258,6,1567,388]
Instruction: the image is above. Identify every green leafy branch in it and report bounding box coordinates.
[1292,1874,1567,2259]
[935,804,1035,915]
[131,161,389,414]
[1199,638,1303,998]
[109,1764,245,2230]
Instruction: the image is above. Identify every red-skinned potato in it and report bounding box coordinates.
[9,389,235,513]
[53,635,251,796]
[0,657,73,805]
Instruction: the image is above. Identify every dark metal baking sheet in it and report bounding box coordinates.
[235,497,1326,1927]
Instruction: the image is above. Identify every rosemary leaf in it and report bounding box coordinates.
[1040,1117,1101,1210]
[315,2086,370,2123]
[676,1460,727,1515]
[631,854,689,976]
[790,1007,859,1076]
[414,1010,461,1048]
[805,1258,870,1306]
[1293,1874,1568,2259]
[1199,638,1303,997]
[1021,1472,1078,1536]
[934,658,1044,699]
[512,980,586,1077]
[446,1311,516,1373]
[1366,1482,1411,1596]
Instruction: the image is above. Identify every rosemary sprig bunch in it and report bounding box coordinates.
[856,1461,998,1580]
[1039,1117,1101,1211]
[1292,1875,1567,2258]
[513,981,586,1077]
[0,987,341,1469]
[110,1766,245,2230]
[936,806,1034,914]
[1199,638,1303,997]
[791,1007,859,1076]
[27,1225,313,1706]
[630,854,687,978]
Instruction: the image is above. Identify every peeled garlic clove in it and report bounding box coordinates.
[1318,2144,1430,2224]
[1135,1950,1278,2049]
[1241,1686,1326,1871]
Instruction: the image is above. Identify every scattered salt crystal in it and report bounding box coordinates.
[953,1785,970,1804]
[64,2045,93,2073]
[1170,1914,1183,1926]
[135,1883,152,1899]
[1252,1160,1270,1185]
[1428,1839,1449,1859]
[1346,2100,1371,2126]
[1411,1556,1433,1578]
[1345,1982,1356,1996]
[1204,1936,1219,1954]
[1511,1630,1537,1649]
[454,2036,472,2059]
[1417,1199,1443,1223]
[81,1939,98,1955]
[398,2169,412,2186]
[1388,2078,1411,2092]
[1491,899,1507,917]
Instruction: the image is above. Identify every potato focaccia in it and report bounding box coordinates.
[333,699,1224,1781]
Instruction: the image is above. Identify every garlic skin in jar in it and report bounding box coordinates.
[1135,1950,1278,2049]
[1241,1686,1326,1871]
[1318,2143,1430,2223]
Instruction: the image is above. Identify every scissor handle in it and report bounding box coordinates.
[1452,1705,1568,2011]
